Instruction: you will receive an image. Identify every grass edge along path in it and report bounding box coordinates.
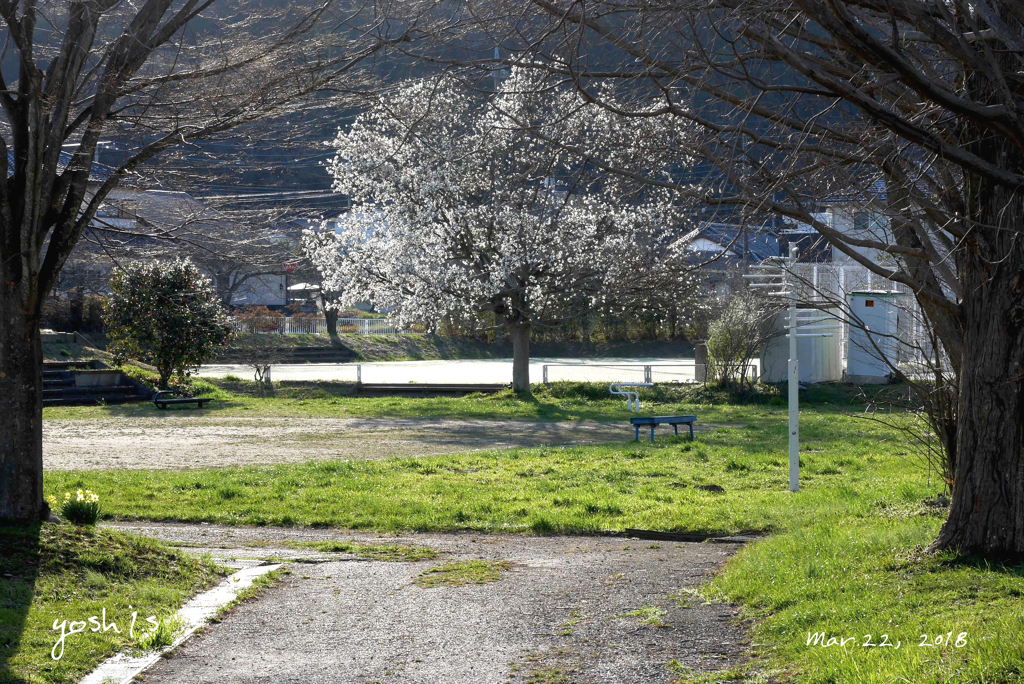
[0,524,224,684]
[702,517,1024,684]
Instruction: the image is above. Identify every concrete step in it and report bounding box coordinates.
[43,385,142,397]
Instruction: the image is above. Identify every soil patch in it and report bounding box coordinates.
[43,417,720,471]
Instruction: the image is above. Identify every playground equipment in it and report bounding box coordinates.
[609,382,652,412]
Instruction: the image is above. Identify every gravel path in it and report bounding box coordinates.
[43,417,720,471]
[109,522,748,684]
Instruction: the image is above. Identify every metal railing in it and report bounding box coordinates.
[230,316,406,336]
[542,363,697,385]
[541,362,758,385]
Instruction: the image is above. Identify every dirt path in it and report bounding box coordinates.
[108,522,748,684]
[43,417,719,471]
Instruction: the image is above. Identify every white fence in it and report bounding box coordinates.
[540,363,688,385]
[231,316,406,336]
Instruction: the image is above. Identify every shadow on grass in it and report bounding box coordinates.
[932,550,1024,575]
[0,523,40,680]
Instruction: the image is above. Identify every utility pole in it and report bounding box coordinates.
[787,245,800,492]
[746,245,840,493]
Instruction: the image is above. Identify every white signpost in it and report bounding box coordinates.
[746,246,841,492]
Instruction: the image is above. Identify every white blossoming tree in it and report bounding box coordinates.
[305,70,694,390]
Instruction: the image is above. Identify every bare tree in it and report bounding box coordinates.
[90,188,297,307]
[0,0,391,521]
[706,288,781,388]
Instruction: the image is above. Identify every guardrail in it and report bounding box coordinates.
[541,363,758,385]
[542,363,701,385]
[230,316,406,336]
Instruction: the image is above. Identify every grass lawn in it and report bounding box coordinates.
[0,524,224,684]
[41,379,871,424]
[45,410,921,533]
[39,386,1024,683]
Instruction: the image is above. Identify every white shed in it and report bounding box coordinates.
[760,308,843,383]
[846,291,901,383]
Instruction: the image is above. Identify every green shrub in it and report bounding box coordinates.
[104,259,232,388]
[48,489,101,525]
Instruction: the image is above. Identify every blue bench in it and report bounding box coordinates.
[630,415,697,442]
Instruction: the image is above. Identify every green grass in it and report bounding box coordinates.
[37,386,1023,682]
[706,519,1024,683]
[276,541,437,562]
[41,341,112,364]
[615,604,669,627]
[0,524,224,684]
[41,380,877,423]
[43,409,929,534]
[414,560,513,588]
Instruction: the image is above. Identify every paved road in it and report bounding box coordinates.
[196,357,711,384]
[112,523,748,684]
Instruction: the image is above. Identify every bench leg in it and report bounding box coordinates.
[674,424,678,436]
[689,423,695,440]
[635,425,639,442]
[650,425,655,443]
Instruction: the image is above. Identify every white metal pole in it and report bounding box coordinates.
[788,245,800,493]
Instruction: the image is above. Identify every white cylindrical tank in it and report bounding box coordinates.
[846,291,901,383]
[759,307,843,383]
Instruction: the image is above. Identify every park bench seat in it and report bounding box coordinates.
[153,390,214,410]
[630,415,697,442]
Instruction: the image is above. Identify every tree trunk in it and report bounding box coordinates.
[69,288,84,333]
[933,232,1024,557]
[157,363,173,390]
[509,321,531,392]
[929,6,1024,559]
[0,299,46,522]
[325,309,339,338]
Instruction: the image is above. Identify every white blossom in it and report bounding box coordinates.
[304,69,697,379]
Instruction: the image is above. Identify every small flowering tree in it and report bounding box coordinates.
[305,70,694,390]
[104,259,233,389]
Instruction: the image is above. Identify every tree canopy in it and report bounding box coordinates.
[104,259,232,388]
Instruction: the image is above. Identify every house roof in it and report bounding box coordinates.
[7,150,116,183]
[693,222,779,261]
